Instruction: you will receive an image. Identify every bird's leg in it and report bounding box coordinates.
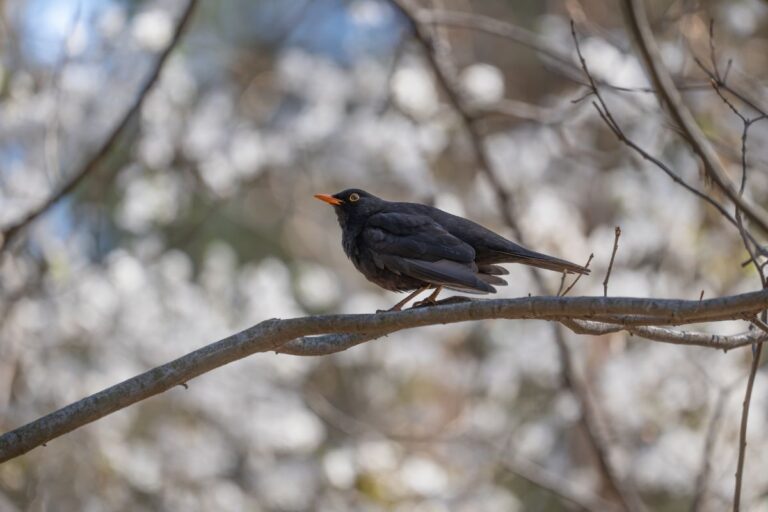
[384,285,430,312]
[413,286,443,308]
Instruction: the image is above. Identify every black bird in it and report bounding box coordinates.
[315,189,590,310]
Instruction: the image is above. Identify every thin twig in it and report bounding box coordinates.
[708,19,721,83]
[713,73,768,512]
[734,344,762,512]
[572,16,768,507]
[418,9,702,96]
[692,56,767,119]
[570,22,763,256]
[690,383,736,512]
[603,227,621,297]
[709,79,747,123]
[621,0,768,234]
[0,0,198,253]
[497,451,621,512]
[697,29,768,507]
[562,253,594,296]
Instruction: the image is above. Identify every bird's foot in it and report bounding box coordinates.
[413,296,472,308]
[412,297,437,308]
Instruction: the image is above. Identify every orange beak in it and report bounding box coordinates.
[314,194,343,206]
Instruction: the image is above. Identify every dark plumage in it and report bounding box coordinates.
[315,188,590,309]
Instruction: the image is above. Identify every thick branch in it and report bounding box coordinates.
[0,0,198,253]
[2,291,768,463]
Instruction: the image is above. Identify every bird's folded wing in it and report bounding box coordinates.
[365,212,475,262]
[376,255,495,293]
[363,213,494,293]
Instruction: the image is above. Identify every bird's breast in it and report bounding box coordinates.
[341,230,359,261]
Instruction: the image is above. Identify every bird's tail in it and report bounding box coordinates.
[497,248,591,275]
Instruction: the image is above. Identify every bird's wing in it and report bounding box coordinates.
[363,212,495,293]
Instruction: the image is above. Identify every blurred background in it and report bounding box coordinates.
[2,0,768,510]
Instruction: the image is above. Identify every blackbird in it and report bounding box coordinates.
[315,189,590,310]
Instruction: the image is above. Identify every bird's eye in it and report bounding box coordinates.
[349,193,360,202]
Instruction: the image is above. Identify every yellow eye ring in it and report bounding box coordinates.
[349,193,360,202]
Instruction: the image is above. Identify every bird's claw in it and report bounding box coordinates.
[412,297,438,308]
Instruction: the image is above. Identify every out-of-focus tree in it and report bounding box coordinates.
[2,0,768,510]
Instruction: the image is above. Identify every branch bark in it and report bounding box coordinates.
[2,291,768,463]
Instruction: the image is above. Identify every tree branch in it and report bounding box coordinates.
[621,0,768,234]
[416,9,584,86]
[691,383,737,512]
[497,451,622,512]
[569,21,764,257]
[563,320,766,350]
[2,291,768,463]
[0,0,198,253]
[388,5,746,510]
[603,227,621,297]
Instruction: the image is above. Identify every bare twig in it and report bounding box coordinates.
[552,332,642,511]
[692,57,767,119]
[378,34,408,116]
[603,227,621,297]
[562,320,766,351]
[43,3,85,185]
[710,80,748,124]
[621,0,768,234]
[561,253,594,296]
[416,9,584,86]
[570,22,763,255]
[0,0,198,253]
[714,87,768,512]
[3,291,768,462]
[418,9,711,96]
[497,452,621,512]
[734,343,762,512]
[690,383,737,512]
[731,113,768,276]
[708,19,721,83]
[699,39,768,507]
[474,98,582,124]
[388,0,523,233]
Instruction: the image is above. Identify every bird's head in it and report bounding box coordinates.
[314,188,384,226]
